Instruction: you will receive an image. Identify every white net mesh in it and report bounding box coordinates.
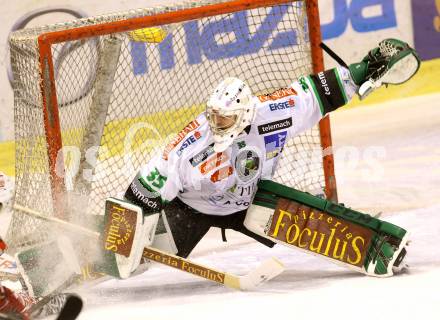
[7,0,328,252]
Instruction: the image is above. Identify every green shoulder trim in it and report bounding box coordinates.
[334,68,348,104]
[306,76,325,116]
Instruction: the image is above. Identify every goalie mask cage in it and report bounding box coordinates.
[7,0,337,251]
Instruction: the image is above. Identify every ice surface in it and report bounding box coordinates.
[1,93,440,319]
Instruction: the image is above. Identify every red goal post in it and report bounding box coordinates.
[8,0,337,251]
[306,0,338,202]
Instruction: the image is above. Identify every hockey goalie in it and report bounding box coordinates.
[100,38,419,279]
[4,39,420,307]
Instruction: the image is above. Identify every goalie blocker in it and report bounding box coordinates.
[245,180,409,277]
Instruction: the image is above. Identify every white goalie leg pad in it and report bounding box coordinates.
[130,211,159,273]
[243,205,274,238]
[150,211,178,254]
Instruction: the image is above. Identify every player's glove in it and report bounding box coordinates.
[0,284,35,320]
[349,38,421,99]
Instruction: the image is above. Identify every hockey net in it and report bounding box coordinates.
[6,0,336,252]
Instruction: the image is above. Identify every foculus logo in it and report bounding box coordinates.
[299,77,309,92]
[267,198,374,267]
[236,141,246,149]
[103,202,137,257]
[143,247,225,283]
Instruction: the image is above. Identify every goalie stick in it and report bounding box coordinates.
[53,295,83,320]
[13,204,284,290]
[27,277,74,318]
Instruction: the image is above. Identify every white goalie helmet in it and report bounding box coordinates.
[206,77,256,152]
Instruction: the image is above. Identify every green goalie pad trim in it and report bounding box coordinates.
[254,180,406,241]
[363,235,398,275]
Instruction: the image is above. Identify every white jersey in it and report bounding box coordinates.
[136,67,356,215]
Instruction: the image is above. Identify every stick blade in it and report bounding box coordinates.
[239,257,285,291]
[56,294,83,320]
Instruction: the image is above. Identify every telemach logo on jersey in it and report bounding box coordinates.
[318,72,331,96]
[258,118,292,135]
[267,198,374,267]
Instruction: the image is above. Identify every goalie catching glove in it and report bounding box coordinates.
[348,38,420,99]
